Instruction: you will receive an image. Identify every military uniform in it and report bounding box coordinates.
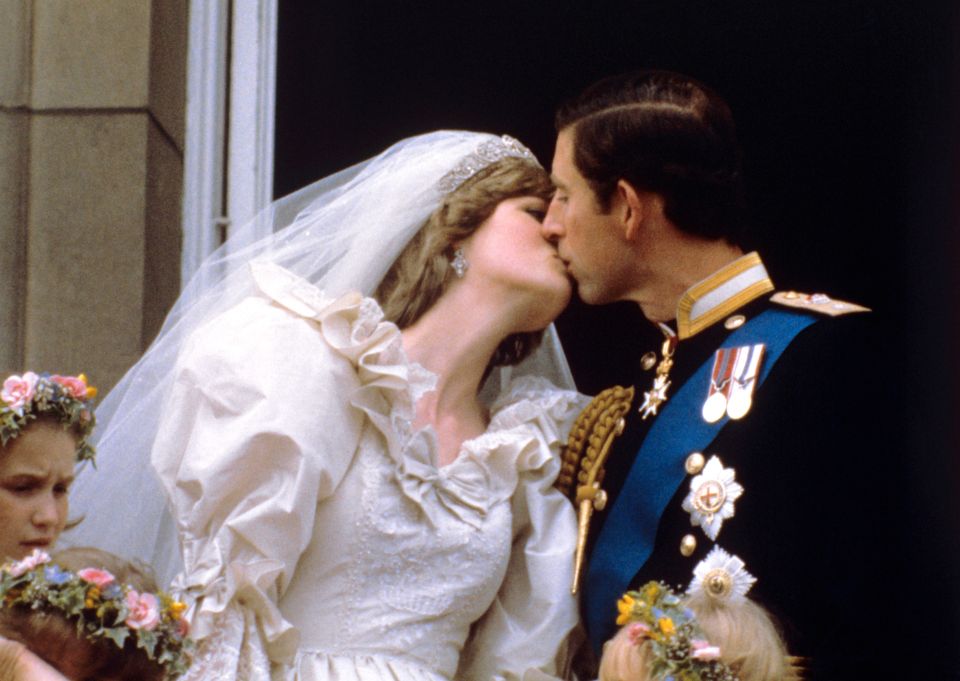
[576,252,897,678]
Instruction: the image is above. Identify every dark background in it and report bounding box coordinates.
[274,0,959,670]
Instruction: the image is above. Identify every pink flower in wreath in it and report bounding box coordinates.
[1,372,39,414]
[51,374,88,399]
[691,640,722,661]
[78,567,116,588]
[6,548,51,577]
[627,621,652,645]
[124,590,161,630]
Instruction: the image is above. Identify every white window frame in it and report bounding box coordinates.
[181,0,277,286]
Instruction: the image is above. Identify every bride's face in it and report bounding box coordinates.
[463,195,572,329]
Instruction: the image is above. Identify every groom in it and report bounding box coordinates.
[542,71,893,678]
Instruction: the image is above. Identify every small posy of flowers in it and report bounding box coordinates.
[0,549,192,678]
[615,581,740,681]
[0,372,97,463]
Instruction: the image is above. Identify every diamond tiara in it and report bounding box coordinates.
[437,135,539,194]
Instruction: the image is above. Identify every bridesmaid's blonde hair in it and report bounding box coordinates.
[599,592,789,681]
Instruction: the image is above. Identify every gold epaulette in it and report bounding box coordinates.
[556,385,635,498]
[557,385,635,594]
[771,291,870,316]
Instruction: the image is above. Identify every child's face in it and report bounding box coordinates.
[0,422,76,560]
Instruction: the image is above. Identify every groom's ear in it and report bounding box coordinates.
[615,179,646,242]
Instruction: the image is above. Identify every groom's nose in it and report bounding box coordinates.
[540,196,565,243]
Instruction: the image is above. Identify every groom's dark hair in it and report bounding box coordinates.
[556,70,746,245]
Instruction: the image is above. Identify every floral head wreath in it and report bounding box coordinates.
[0,372,98,463]
[0,549,192,678]
[616,581,739,681]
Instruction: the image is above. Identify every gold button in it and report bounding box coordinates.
[640,351,657,371]
[593,489,608,511]
[685,452,705,475]
[724,314,746,330]
[680,534,697,557]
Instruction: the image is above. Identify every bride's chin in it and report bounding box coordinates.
[514,289,571,332]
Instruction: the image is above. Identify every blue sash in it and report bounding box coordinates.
[585,308,818,649]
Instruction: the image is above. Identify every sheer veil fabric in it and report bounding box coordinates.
[65,131,575,585]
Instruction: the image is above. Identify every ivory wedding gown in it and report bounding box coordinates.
[154,263,588,681]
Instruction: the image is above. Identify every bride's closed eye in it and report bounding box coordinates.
[518,197,548,222]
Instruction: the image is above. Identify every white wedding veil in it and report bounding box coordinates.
[65,131,575,583]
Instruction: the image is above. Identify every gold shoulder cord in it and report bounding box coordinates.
[557,385,635,594]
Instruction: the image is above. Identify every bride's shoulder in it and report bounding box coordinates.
[490,375,591,425]
[248,260,384,326]
[182,262,396,371]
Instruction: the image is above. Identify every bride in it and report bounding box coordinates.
[67,131,588,680]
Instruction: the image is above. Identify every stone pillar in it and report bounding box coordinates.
[0,0,187,392]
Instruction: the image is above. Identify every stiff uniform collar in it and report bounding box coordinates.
[675,252,774,340]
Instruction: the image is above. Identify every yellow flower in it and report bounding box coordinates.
[168,601,187,619]
[616,594,636,625]
[83,586,101,610]
[658,617,675,636]
[643,582,661,603]
[77,374,98,398]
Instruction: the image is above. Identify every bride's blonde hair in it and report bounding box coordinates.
[599,592,789,681]
[375,156,554,368]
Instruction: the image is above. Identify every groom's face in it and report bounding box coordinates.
[542,128,632,305]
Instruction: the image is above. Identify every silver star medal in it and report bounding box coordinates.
[681,455,743,541]
[638,374,671,419]
[688,545,756,602]
[638,326,677,420]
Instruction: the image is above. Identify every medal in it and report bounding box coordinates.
[725,390,751,420]
[638,325,677,420]
[681,455,744,541]
[701,393,726,424]
[702,348,735,423]
[639,375,671,419]
[726,343,765,420]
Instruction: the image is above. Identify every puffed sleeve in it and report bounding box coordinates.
[457,379,591,681]
[152,266,397,680]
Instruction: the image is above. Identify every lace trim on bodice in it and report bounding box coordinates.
[252,262,583,518]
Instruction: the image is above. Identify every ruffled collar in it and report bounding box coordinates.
[251,261,581,528]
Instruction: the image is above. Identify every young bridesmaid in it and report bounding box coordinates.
[0,547,191,680]
[0,372,96,562]
[599,549,791,681]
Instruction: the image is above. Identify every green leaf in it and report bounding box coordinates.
[102,626,130,648]
[137,629,158,657]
